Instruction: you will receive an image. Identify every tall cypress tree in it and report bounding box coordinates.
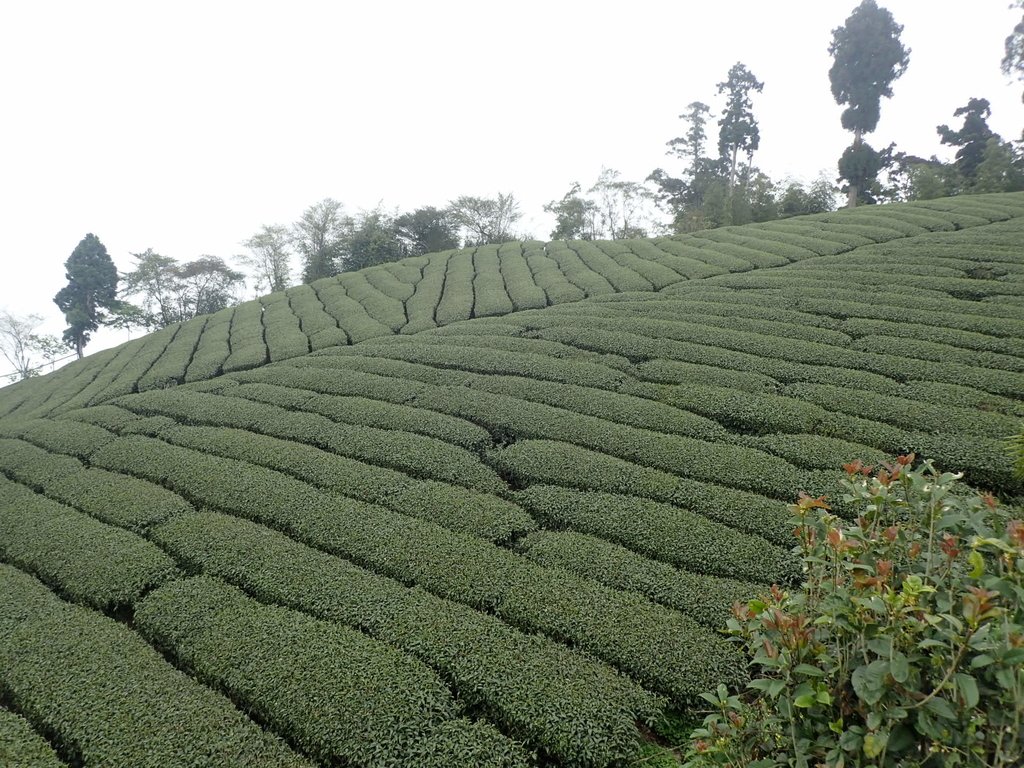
[829,0,909,206]
[53,233,119,358]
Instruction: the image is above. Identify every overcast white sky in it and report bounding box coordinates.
[1,0,1022,375]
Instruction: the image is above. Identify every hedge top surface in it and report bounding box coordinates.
[0,193,1022,767]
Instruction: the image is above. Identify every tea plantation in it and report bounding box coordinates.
[1,192,1022,767]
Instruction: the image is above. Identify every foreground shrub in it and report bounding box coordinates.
[685,456,1023,768]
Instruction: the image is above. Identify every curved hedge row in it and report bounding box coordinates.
[0,564,309,768]
[0,472,177,611]
[137,576,529,768]
[0,706,66,768]
[87,434,746,703]
[154,510,661,768]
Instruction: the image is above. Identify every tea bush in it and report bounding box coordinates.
[684,458,1024,768]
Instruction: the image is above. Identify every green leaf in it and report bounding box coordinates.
[794,693,817,708]
[970,653,995,668]
[968,550,985,578]
[890,650,910,683]
[863,730,888,759]
[839,728,863,753]
[793,663,825,677]
[851,660,888,706]
[747,678,787,699]
[924,696,957,721]
[955,673,979,709]
[867,636,892,656]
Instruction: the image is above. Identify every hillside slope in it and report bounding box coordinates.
[0,193,1022,767]
[3,192,1022,420]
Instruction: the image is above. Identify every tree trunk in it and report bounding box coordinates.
[75,336,83,359]
[847,128,863,208]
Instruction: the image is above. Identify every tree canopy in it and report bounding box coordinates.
[717,63,764,192]
[240,225,292,294]
[118,250,244,330]
[829,0,909,206]
[293,198,351,283]
[53,233,120,358]
[828,0,910,136]
[447,193,522,246]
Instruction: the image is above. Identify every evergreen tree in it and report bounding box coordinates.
[937,97,997,183]
[53,233,120,358]
[716,63,764,195]
[828,0,909,206]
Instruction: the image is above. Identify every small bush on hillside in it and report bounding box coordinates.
[684,456,1023,768]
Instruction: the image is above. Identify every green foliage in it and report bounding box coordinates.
[544,182,600,240]
[154,510,661,768]
[294,197,351,283]
[53,233,120,357]
[0,472,178,611]
[514,485,795,582]
[0,564,309,768]
[519,529,769,628]
[0,706,66,767]
[394,206,461,256]
[137,576,530,767]
[684,458,1024,768]
[117,250,244,331]
[828,0,909,135]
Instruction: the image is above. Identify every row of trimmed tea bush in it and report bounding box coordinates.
[410,384,805,499]
[841,316,1024,356]
[522,241,588,304]
[137,576,529,768]
[593,241,683,290]
[314,281,391,342]
[0,472,177,611]
[222,300,267,373]
[285,283,339,340]
[137,315,207,390]
[519,529,764,629]
[338,271,407,331]
[0,417,115,460]
[363,263,416,302]
[546,241,616,297]
[651,237,747,274]
[0,436,189,531]
[512,484,795,583]
[473,245,515,318]
[570,242,654,293]
[0,564,309,768]
[112,387,505,493]
[497,242,549,311]
[184,306,232,381]
[88,434,745,703]
[155,510,659,767]
[316,339,630,390]
[496,440,792,545]
[260,294,309,362]
[97,418,533,544]
[0,705,66,767]
[226,380,492,451]
[402,250,451,333]
[435,251,475,326]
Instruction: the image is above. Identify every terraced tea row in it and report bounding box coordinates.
[2,193,1021,420]
[1,194,1023,767]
